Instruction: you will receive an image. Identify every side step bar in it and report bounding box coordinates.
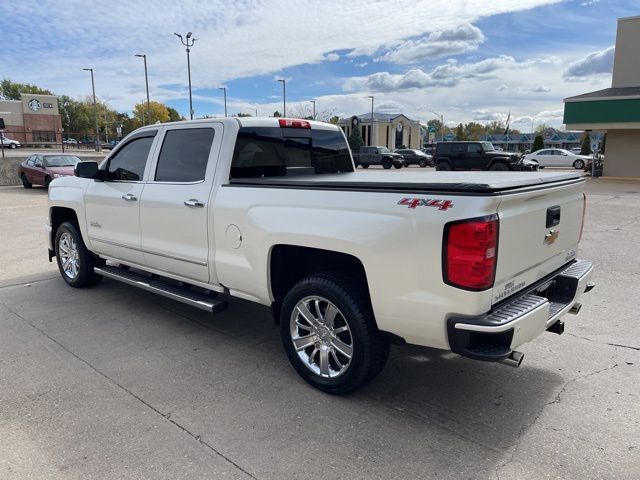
[94,266,227,313]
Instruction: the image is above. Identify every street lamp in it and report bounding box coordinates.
[309,100,316,120]
[277,79,286,117]
[174,32,196,120]
[219,87,227,117]
[82,68,100,151]
[430,110,444,142]
[368,95,374,146]
[135,54,151,125]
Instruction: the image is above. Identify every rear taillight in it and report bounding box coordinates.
[279,118,311,129]
[443,215,499,291]
[579,193,586,242]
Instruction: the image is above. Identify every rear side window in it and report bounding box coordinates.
[231,127,352,178]
[155,128,215,182]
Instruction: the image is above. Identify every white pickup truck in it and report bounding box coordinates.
[46,117,594,393]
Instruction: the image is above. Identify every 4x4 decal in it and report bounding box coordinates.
[398,198,454,210]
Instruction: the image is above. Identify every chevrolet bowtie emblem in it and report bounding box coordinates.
[544,229,559,245]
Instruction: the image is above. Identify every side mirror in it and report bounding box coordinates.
[75,161,99,179]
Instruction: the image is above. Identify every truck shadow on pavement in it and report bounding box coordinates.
[1,276,565,479]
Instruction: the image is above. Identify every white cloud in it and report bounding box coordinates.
[528,84,551,93]
[472,110,508,122]
[344,56,534,92]
[324,53,340,62]
[355,61,368,68]
[496,84,508,92]
[563,46,615,80]
[375,23,485,64]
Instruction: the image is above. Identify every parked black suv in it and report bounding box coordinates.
[434,141,527,171]
[353,146,404,169]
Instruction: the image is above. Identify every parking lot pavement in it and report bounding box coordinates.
[0,181,638,480]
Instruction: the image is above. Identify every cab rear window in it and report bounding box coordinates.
[231,127,352,178]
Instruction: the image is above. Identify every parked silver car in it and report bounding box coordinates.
[523,148,590,169]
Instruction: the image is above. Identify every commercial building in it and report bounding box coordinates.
[338,113,423,150]
[563,16,640,177]
[0,94,63,144]
[479,128,601,153]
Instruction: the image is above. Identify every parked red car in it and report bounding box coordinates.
[19,154,81,188]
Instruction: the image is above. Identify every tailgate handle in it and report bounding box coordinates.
[546,206,561,227]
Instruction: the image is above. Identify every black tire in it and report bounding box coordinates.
[489,162,509,171]
[419,159,427,168]
[21,174,32,189]
[361,164,369,169]
[280,274,389,394]
[44,176,52,188]
[382,159,392,169]
[54,221,104,288]
[10,143,17,149]
[573,159,585,170]
[393,163,403,169]
[436,161,452,171]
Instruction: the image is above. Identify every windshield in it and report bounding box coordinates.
[44,155,80,167]
[481,142,495,152]
[377,147,390,153]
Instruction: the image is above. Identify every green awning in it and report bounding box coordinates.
[564,98,640,124]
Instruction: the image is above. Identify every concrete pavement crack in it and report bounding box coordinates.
[495,361,620,479]
[565,332,640,351]
[1,301,259,480]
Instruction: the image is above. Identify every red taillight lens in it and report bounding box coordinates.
[443,216,499,291]
[579,193,586,242]
[278,118,311,129]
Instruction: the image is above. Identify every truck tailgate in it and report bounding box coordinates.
[492,178,585,304]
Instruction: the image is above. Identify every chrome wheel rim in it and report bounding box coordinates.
[59,232,79,279]
[290,296,353,379]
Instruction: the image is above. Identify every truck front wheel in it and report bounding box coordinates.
[382,159,392,169]
[55,221,104,288]
[280,274,389,394]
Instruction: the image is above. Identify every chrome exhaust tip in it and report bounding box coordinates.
[569,303,582,315]
[501,350,524,368]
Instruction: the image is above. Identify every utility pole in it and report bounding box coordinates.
[219,87,227,117]
[368,95,374,146]
[135,54,151,125]
[309,100,316,120]
[174,32,196,119]
[83,68,100,151]
[430,110,444,142]
[277,79,286,117]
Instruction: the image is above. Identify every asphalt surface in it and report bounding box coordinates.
[0,178,638,480]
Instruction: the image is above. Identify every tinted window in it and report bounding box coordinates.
[453,144,465,153]
[155,128,215,182]
[231,127,352,178]
[468,144,482,153]
[26,156,35,166]
[437,144,451,154]
[107,136,154,181]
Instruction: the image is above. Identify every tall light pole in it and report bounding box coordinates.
[219,87,227,117]
[82,68,100,151]
[368,95,374,146]
[309,100,316,120]
[135,54,151,125]
[430,110,444,142]
[174,32,196,120]
[277,79,286,117]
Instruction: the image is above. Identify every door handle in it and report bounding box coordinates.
[122,193,137,201]
[184,199,205,208]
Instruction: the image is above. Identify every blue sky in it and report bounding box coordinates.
[2,0,639,129]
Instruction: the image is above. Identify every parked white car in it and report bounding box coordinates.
[46,117,594,393]
[524,149,590,169]
[0,136,21,149]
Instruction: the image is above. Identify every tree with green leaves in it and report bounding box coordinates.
[454,123,466,141]
[132,101,170,127]
[166,106,184,122]
[580,133,591,155]
[273,111,282,117]
[532,134,544,152]
[0,79,53,100]
[348,126,364,152]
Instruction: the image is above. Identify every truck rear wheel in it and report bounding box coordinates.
[280,274,389,394]
[436,162,452,171]
[489,162,509,171]
[382,159,392,169]
[55,221,104,288]
[361,164,369,169]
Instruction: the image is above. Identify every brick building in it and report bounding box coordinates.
[0,94,63,144]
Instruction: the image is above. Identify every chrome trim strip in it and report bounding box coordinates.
[89,236,208,266]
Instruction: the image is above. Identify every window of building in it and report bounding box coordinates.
[32,131,56,142]
[107,135,155,181]
[155,128,215,182]
[386,126,390,148]
[231,127,352,178]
